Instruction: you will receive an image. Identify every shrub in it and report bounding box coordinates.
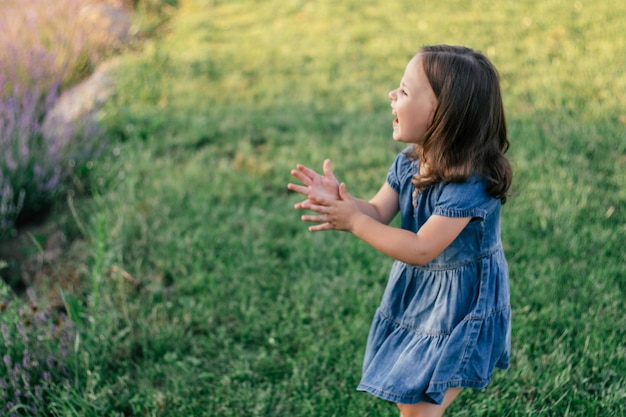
[0,284,77,416]
[0,76,110,238]
[0,0,120,238]
[0,78,63,234]
[1,1,87,91]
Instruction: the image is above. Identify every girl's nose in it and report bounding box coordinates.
[389,89,396,100]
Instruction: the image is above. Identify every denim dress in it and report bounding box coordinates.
[357,150,511,405]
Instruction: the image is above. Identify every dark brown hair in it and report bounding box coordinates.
[409,45,512,203]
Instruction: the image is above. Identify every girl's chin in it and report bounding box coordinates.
[392,134,410,143]
[391,130,421,144]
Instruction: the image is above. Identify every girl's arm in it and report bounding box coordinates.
[306,183,471,265]
[300,182,399,231]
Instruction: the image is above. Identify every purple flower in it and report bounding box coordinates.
[45,355,55,369]
[16,322,29,343]
[1,289,78,414]
[4,149,17,171]
[22,352,32,369]
[1,323,12,347]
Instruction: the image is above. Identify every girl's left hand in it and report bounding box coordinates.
[300,183,361,232]
[288,159,340,207]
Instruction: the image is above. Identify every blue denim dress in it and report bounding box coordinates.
[357,150,511,405]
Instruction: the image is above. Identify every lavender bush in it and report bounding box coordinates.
[0,78,64,236]
[1,1,86,92]
[0,285,77,416]
[0,0,119,238]
[0,0,134,90]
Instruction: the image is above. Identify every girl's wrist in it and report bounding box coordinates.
[349,210,369,234]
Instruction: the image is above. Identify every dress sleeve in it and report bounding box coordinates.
[386,148,413,193]
[432,179,497,219]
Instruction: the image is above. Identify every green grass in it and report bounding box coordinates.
[11,0,626,415]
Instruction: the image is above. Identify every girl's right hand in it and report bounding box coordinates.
[288,159,340,208]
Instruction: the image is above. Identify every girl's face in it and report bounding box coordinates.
[389,55,437,144]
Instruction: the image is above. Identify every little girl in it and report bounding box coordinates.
[288,45,512,417]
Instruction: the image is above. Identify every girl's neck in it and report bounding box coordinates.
[414,146,431,176]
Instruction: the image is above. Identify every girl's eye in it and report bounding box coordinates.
[400,89,408,96]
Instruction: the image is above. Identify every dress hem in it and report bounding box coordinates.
[357,362,508,405]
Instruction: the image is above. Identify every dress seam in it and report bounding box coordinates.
[377,309,452,337]
[458,319,480,377]
[377,303,510,336]
[402,245,502,271]
[463,304,510,321]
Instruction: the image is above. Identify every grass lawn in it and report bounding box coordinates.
[7,0,626,415]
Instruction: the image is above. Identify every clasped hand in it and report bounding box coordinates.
[287,159,360,232]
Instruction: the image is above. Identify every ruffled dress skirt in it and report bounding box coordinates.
[357,250,511,405]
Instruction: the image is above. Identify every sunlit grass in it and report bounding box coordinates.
[89,1,626,414]
[4,0,625,414]
[158,0,626,119]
